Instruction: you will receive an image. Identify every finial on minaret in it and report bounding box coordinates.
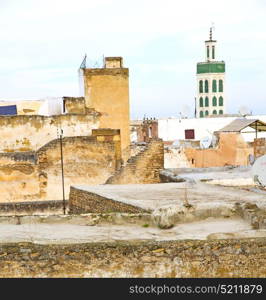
[210,27,212,41]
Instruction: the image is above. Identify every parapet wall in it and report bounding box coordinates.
[0,239,265,277]
[106,139,164,184]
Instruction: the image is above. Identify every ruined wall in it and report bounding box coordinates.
[0,239,265,277]
[83,66,130,161]
[254,138,266,158]
[0,113,99,152]
[0,131,120,202]
[63,97,86,114]
[185,133,253,168]
[106,139,164,184]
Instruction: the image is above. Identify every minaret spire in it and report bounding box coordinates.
[210,27,212,41]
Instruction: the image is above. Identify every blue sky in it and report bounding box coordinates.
[0,0,266,119]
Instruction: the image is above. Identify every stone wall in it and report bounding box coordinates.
[0,239,265,277]
[106,139,164,184]
[69,186,147,214]
[0,113,99,152]
[185,133,253,168]
[0,130,120,202]
[63,97,86,114]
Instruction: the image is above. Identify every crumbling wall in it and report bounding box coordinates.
[106,139,164,184]
[0,239,265,277]
[0,130,120,202]
[185,133,253,168]
[0,113,99,152]
[63,97,86,114]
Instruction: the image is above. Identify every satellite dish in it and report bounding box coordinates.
[200,136,212,149]
[181,105,191,118]
[172,140,180,148]
[239,106,251,117]
[252,155,266,187]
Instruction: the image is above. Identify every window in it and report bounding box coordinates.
[213,110,217,115]
[205,110,209,116]
[212,96,217,106]
[199,97,203,107]
[219,96,223,106]
[185,129,195,139]
[200,111,204,118]
[212,46,215,59]
[212,80,217,92]
[204,80,209,93]
[199,80,203,93]
[207,46,209,59]
[219,110,223,115]
[219,79,223,92]
[205,96,209,107]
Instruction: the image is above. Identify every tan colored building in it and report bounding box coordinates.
[81,57,130,161]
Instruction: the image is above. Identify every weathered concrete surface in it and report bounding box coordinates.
[0,239,265,277]
[0,217,253,244]
[70,179,266,213]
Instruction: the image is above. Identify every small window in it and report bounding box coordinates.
[199,97,203,107]
[212,96,217,106]
[205,96,209,107]
[205,110,209,116]
[200,111,204,118]
[207,46,209,59]
[185,129,195,139]
[219,79,223,92]
[219,110,223,115]
[212,46,215,59]
[212,80,217,92]
[219,96,223,106]
[199,80,203,93]
[204,80,209,93]
[213,110,217,114]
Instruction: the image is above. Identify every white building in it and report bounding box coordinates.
[158,115,266,143]
[196,28,226,118]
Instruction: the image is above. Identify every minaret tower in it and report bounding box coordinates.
[196,28,226,118]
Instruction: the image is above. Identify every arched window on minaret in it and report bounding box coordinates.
[204,80,208,93]
[207,46,210,59]
[199,80,203,93]
[212,46,215,59]
[212,80,217,92]
[200,111,204,118]
[213,110,217,115]
[212,96,217,106]
[219,110,223,115]
[199,97,203,107]
[205,110,209,116]
[205,96,209,107]
[219,96,223,106]
[219,79,223,92]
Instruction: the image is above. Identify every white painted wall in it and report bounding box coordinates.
[158,115,266,143]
